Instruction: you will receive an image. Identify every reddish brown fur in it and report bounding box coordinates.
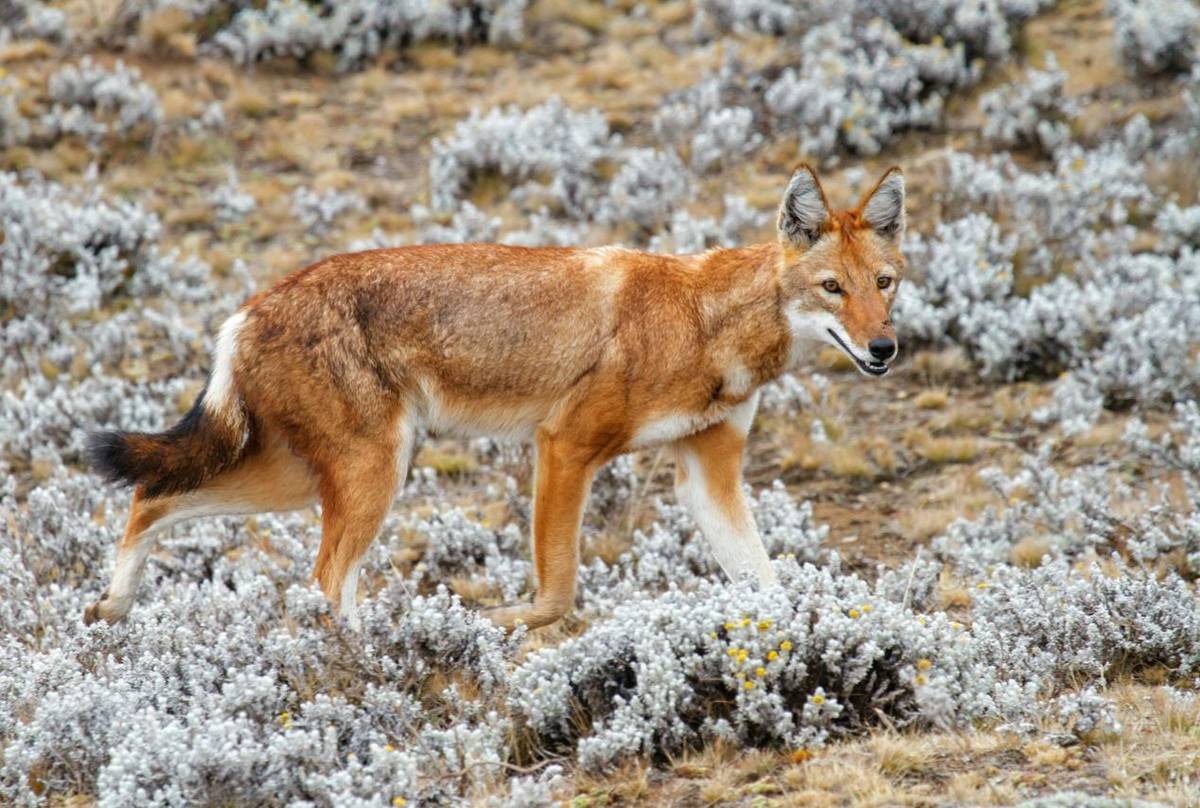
[85,166,906,630]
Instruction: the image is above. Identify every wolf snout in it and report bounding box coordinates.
[868,338,897,362]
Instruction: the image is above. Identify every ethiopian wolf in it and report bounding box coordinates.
[85,164,907,630]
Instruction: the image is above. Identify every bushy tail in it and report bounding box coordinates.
[88,310,251,498]
[88,385,250,498]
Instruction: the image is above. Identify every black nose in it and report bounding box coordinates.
[868,338,896,362]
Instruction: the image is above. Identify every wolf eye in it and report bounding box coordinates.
[877,276,893,290]
[822,279,842,294]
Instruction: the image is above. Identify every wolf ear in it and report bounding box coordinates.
[778,164,830,249]
[859,166,905,242]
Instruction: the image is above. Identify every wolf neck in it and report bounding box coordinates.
[691,242,792,391]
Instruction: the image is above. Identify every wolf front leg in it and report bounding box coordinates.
[486,430,598,631]
[673,403,777,587]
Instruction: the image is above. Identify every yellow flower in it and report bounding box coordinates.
[737,671,746,679]
[727,648,738,657]
[755,667,766,678]
[757,620,772,631]
[767,651,778,661]
[811,693,825,705]
[917,616,927,625]
[384,744,394,753]
[848,608,861,619]
[744,680,755,690]
[950,621,963,630]
[710,631,717,639]
[976,581,988,590]
[740,618,752,627]
[915,674,928,686]
[393,799,407,807]
[861,604,873,613]
[780,640,793,652]
[279,711,292,728]
[736,650,749,663]
[724,622,736,630]
[916,658,932,671]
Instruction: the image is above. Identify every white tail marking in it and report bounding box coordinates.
[205,310,248,428]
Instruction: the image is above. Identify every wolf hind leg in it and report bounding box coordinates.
[485,430,597,631]
[312,416,413,629]
[84,427,320,625]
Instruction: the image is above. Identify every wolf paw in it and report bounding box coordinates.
[82,591,128,625]
[480,604,531,632]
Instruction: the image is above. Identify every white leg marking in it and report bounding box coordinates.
[339,560,362,630]
[106,535,156,612]
[676,393,775,586]
[725,391,760,435]
[677,447,776,586]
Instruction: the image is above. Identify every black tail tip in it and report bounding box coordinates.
[87,430,134,485]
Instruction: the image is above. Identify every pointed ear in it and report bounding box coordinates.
[777,164,831,249]
[859,166,905,241]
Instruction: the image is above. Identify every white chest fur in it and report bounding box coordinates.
[629,390,760,448]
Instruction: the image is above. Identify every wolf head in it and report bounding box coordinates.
[776,164,907,377]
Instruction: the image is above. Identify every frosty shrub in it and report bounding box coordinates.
[970,560,1200,692]
[212,0,527,71]
[407,506,532,601]
[690,105,762,173]
[291,185,367,236]
[933,401,1200,577]
[697,0,1050,57]
[939,136,1152,279]
[350,204,587,251]
[414,200,500,243]
[578,482,829,615]
[694,0,815,36]
[513,559,984,769]
[765,17,979,158]
[1109,0,1199,77]
[647,195,766,254]
[587,454,640,524]
[599,148,692,231]
[1053,687,1121,739]
[653,59,764,174]
[1120,403,1200,574]
[0,475,521,805]
[932,450,1127,572]
[429,98,619,219]
[499,208,586,247]
[1154,202,1200,252]
[209,168,256,225]
[979,54,1074,154]
[0,76,29,148]
[42,58,162,145]
[0,170,163,320]
[897,145,1199,407]
[720,0,1060,159]
[0,0,69,42]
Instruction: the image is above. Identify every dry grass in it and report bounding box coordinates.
[911,434,987,465]
[824,444,877,480]
[909,348,973,385]
[913,389,949,410]
[1010,536,1052,568]
[414,446,479,477]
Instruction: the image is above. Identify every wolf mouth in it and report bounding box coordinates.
[827,329,889,376]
